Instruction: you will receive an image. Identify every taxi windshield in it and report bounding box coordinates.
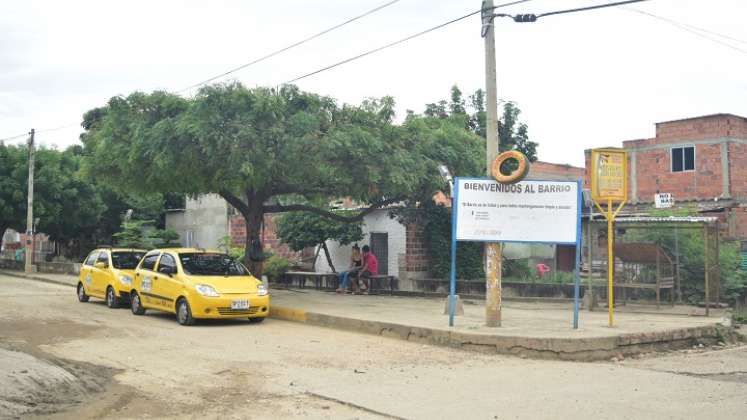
[179,253,250,276]
[111,251,145,269]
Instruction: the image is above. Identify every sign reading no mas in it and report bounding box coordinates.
[455,178,580,244]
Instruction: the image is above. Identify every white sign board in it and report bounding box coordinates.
[655,193,674,209]
[455,178,579,244]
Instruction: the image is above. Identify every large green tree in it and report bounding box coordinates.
[431,85,539,162]
[81,83,484,274]
[0,144,27,249]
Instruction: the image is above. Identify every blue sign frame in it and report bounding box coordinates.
[448,177,584,329]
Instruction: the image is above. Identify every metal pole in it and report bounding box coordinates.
[607,198,614,327]
[24,129,35,274]
[449,180,458,327]
[674,226,682,303]
[587,202,594,311]
[704,225,710,317]
[483,0,501,327]
[573,180,582,329]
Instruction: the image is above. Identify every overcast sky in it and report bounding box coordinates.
[2,0,746,167]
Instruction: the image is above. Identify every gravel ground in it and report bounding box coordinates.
[1,274,745,420]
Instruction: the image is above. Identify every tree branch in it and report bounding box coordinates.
[263,197,403,222]
[219,190,250,217]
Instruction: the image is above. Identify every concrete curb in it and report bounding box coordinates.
[269,305,729,361]
[0,270,76,289]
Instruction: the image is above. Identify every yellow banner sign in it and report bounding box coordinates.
[591,149,628,202]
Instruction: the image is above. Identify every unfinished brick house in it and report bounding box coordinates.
[585,113,747,242]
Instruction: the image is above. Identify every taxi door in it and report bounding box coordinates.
[137,252,161,308]
[152,253,181,312]
[80,251,99,295]
[89,250,110,297]
[95,250,115,294]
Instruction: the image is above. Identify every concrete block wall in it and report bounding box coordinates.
[634,142,723,202]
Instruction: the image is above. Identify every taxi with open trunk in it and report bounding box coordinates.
[129,248,269,325]
[77,248,146,308]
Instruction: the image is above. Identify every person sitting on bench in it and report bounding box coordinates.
[336,244,362,293]
[356,245,379,294]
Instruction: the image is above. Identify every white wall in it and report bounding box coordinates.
[315,209,405,276]
[165,194,228,249]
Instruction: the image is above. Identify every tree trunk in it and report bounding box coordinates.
[321,242,336,273]
[0,225,6,255]
[311,245,321,271]
[242,194,265,278]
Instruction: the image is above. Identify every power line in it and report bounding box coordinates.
[282,0,535,85]
[0,132,29,143]
[536,0,649,19]
[618,5,747,55]
[177,0,402,93]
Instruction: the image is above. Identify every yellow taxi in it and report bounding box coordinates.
[129,248,269,325]
[77,248,146,308]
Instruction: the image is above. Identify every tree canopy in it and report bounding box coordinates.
[81,83,484,273]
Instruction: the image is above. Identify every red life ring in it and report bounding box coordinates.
[491,150,530,184]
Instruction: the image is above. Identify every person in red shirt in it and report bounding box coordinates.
[356,245,378,294]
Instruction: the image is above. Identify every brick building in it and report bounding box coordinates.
[585,113,747,241]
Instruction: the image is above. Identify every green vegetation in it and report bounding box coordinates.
[112,219,179,249]
[275,211,363,273]
[80,83,484,275]
[625,208,747,304]
[263,254,291,282]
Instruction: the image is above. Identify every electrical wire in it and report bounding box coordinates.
[537,0,649,19]
[282,0,534,85]
[177,0,402,93]
[0,132,29,143]
[618,5,747,55]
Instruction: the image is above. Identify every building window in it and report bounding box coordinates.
[671,146,695,172]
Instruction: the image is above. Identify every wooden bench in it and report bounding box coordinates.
[366,274,396,294]
[283,271,339,290]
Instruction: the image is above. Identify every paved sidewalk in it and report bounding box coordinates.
[2,269,736,360]
[0,269,77,288]
[269,288,735,360]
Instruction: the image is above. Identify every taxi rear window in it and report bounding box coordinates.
[112,252,145,269]
[178,253,250,276]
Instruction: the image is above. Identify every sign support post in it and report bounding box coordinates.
[590,149,628,327]
[573,180,583,329]
[449,184,459,327]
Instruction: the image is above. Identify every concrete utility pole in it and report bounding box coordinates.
[483,0,501,327]
[24,129,35,274]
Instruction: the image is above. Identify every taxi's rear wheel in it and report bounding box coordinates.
[176,298,195,326]
[131,292,146,315]
[76,283,89,303]
[106,286,120,309]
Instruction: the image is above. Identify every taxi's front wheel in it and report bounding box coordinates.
[106,286,120,309]
[131,292,146,315]
[176,298,195,326]
[76,283,89,303]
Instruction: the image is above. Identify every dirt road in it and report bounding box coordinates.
[1,274,745,419]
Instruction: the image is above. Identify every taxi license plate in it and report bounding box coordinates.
[231,300,249,310]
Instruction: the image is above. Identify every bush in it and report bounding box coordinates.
[503,259,532,280]
[263,255,291,282]
[218,236,244,260]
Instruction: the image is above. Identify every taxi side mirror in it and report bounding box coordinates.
[94,261,108,269]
